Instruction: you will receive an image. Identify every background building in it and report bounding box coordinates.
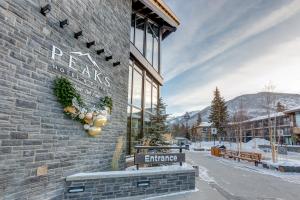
[189,107,300,145]
[226,107,300,145]
[191,122,212,142]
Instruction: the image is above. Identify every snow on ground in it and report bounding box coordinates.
[262,158,300,167]
[190,138,269,152]
[212,154,300,185]
[197,165,216,183]
[189,141,215,151]
[142,188,199,200]
[187,156,215,183]
[190,138,300,167]
[125,163,194,171]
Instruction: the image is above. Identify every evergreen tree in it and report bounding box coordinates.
[143,97,169,146]
[197,113,202,125]
[180,123,186,137]
[172,123,180,137]
[186,128,191,140]
[209,87,228,138]
[276,102,285,112]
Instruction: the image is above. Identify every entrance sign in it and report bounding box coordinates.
[134,153,185,165]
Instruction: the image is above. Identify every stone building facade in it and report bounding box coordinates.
[0,0,180,199]
[0,0,131,199]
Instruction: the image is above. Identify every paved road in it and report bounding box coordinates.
[150,151,300,200]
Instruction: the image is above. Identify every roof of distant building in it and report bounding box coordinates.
[242,112,285,123]
[284,106,300,114]
[195,122,212,128]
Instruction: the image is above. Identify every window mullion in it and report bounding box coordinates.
[133,14,136,44]
[143,19,148,56]
[152,33,154,66]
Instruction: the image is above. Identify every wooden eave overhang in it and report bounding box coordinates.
[132,0,180,40]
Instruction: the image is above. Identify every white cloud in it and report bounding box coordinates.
[163,0,300,82]
[165,37,300,114]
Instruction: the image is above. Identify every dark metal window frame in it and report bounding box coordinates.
[127,59,159,155]
[130,13,161,73]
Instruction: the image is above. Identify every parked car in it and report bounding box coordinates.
[175,137,191,146]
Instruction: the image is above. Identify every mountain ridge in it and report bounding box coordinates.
[168,92,300,126]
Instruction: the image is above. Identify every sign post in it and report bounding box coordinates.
[211,128,217,146]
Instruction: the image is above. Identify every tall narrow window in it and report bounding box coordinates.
[146,25,154,65]
[152,84,158,113]
[153,37,159,71]
[145,78,152,112]
[127,106,132,155]
[132,67,143,108]
[146,23,160,71]
[131,107,142,153]
[128,65,133,104]
[130,15,135,43]
[135,15,145,54]
[153,25,159,71]
[144,112,152,137]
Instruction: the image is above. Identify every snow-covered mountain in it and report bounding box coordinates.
[168,92,300,126]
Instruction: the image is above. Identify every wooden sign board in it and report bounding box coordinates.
[134,153,185,165]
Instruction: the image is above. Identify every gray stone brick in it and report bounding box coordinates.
[0,146,12,153]
[1,140,22,146]
[15,99,37,109]
[35,153,54,161]
[10,132,28,139]
[23,140,42,146]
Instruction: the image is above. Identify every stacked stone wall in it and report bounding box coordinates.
[0,0,131,199]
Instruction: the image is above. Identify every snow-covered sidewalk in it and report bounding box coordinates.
[190,138,300,169]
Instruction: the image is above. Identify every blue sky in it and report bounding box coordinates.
[162,0,300,116]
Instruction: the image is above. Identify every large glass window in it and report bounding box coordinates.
[153,37,159,71]
[146,26,154,65]
[132,67,143,108]
[127,60,160,155]
[128,65,132,104]
[146,23,159,71]
[143,112,152,137]
[145,78,152,112]
[130,15,135,43]
[152,83,158,113]
[127,106,132,155]
[135,15,145,53]
[131,107,142,150]
[130,14,160,72]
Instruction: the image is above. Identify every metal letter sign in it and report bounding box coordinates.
[49,45,111,93]
[134,153,185,165]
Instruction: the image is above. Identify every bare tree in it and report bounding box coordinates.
[262,82,277,163]
[231,97,247,155]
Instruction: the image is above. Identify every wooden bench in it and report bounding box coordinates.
[239,152,261,166]
[222,150,239,159]
[223,150,261,166]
